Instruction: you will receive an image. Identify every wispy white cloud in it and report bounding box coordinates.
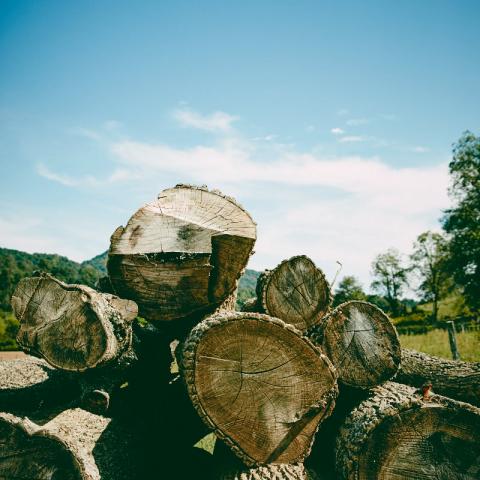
[338,135,366,143]
[337,108,349,116]
[173,108,238,132]
[37,163,139,187]
[68,127,102,141]
[410,146,430,153]
[37,164,80,186]
[33,107,448,286]
[306,125,315,132]
[104,120,123,131]
[346,117,369,126]
[379,113,397,121]
[110,138,447,209]
[331,127,345,135]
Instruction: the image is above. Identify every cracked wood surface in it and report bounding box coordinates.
[396,348,480,406]
[12,273,138,372]
[336,382,480,480]
[309,301,401,388]
[182,312,338,466]
[107,184,256,323]
[0,408,137,480]
[245,256,331,333]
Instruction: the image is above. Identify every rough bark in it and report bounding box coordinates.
[309,301,401,388]
[12,273,138,372]
[0,408,138,480]
[0,356,80,415]
[396,348,480,406]
[182,312,338,466]
[107,184,256,323]
[243,256,331,333]
[219,464,320,480]
[336,381,480,480]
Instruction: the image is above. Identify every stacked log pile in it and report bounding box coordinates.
[1,183,479,479]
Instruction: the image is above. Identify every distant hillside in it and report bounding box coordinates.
[0,247,103,311]
[237,268,261,308]
[82,251,107,275]
[0,247,260,311]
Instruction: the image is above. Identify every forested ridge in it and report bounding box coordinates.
[0,247,260,312]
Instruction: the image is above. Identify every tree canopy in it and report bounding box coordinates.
[371,249,409,316]
[410,231,450,322]
[442,131,480,312]
[333,275,367,306]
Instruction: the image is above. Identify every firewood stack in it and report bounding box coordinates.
[2,184,479,479]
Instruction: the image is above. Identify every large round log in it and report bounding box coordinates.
[12,273,138,372]
[309,301,401,388]
[0,356,80,415]
[107,184,256,323]
[396,348,480,406]
[243,256,331,333]
[336,382,480,480]
[0,408,138,480]
[182,312,338,466]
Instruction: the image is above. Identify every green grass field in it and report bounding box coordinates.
[399,329,480,362]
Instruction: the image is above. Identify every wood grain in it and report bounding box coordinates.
[256,256,331,333]
[107,184,256,323]
[310,301,401,388]
[12,273,137,372]
[182,312,338,466]
[336,382,480,480]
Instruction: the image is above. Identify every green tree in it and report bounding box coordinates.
[371,249,409,316]
[442,131,480,313]
[410,231,450,323]
[333,276,367,306]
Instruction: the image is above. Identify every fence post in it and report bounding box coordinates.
[447,321,460,360]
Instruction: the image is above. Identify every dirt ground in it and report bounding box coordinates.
[0,351,26,361]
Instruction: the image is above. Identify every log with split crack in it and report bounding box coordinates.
[181,311,338,466]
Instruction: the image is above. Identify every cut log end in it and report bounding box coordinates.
[311,301,401,388]
[336,382,480,480]
[258,256,331,333]
[12,273,137,372]
[107,184,256,323]
[182,312,338,466]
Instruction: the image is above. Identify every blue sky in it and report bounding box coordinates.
[1,0,479,290]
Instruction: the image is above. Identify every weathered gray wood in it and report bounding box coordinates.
[447,320,461,360]
[242,256,331,333]
[0,408,138,480]
[219,464,320,480]
[107,184,256,323]
[182,312,338,466]
[309,301,401,388]
[336,381,480,480]
[396,348,480,406]
[0,356,80,415]
[12,273,138,372]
